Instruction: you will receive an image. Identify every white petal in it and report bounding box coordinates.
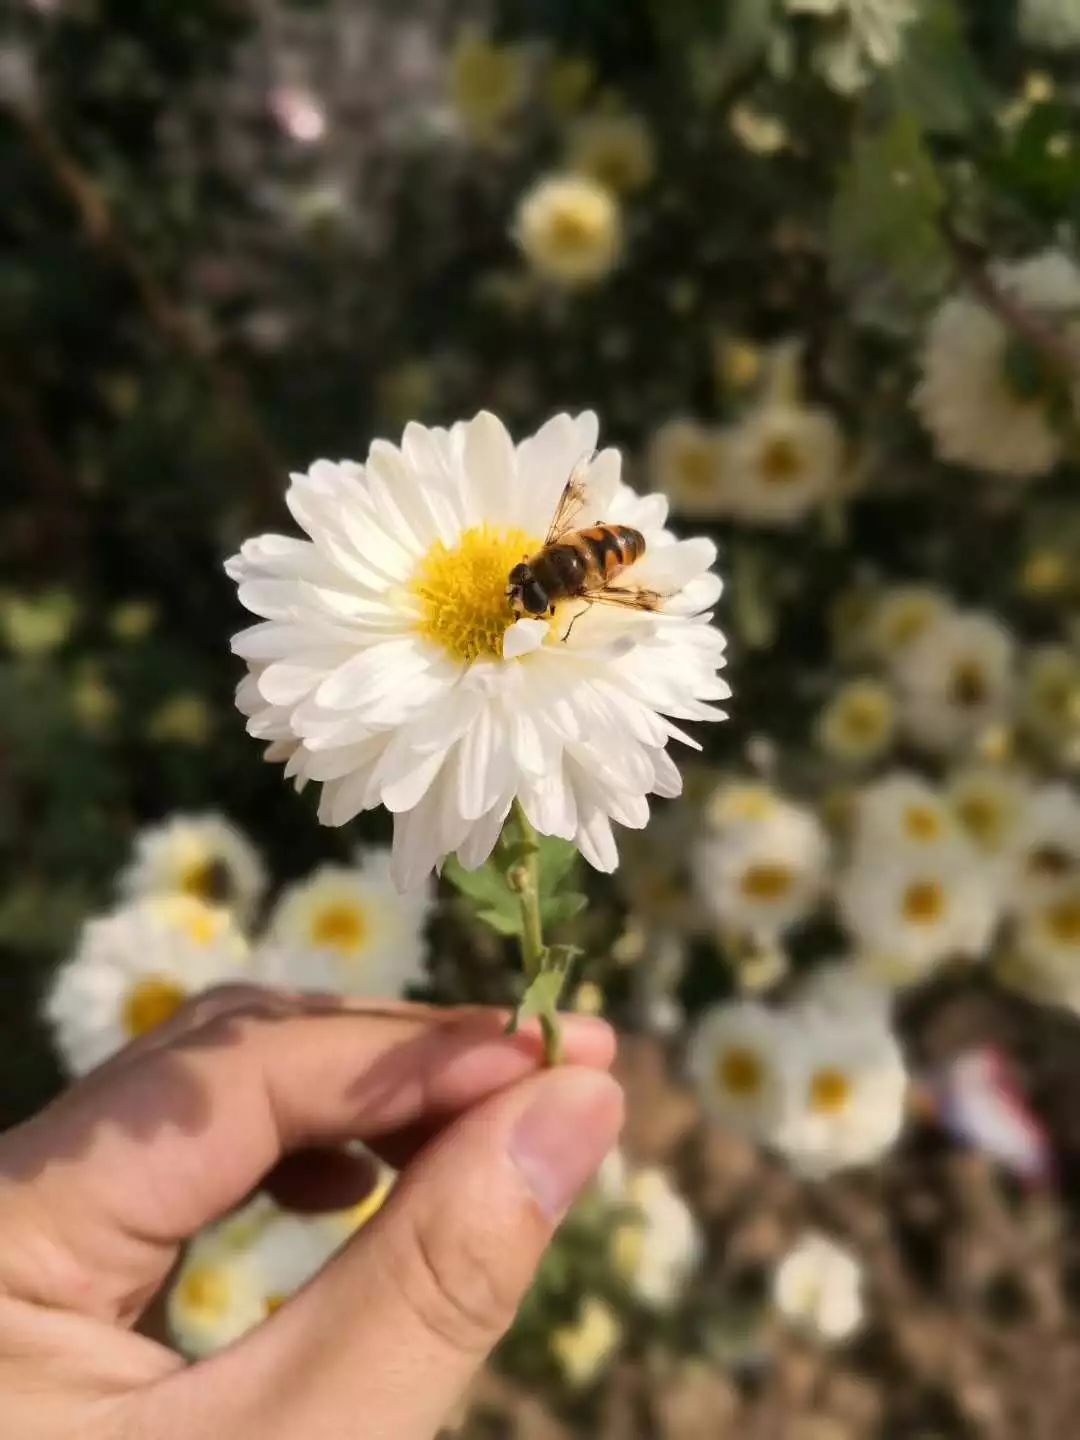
[503,619,548,659]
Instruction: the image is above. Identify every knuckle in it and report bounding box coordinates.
[392,1210,522,1356]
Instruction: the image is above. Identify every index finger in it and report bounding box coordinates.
[0,990,614,1323]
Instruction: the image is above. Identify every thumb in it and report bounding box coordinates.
[170,1065,623,1440]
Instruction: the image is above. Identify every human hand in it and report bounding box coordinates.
[0,986,622,1439]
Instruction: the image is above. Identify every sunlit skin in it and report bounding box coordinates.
[0,988,621,1440]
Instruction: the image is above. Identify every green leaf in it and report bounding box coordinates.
[890,0,987,137]
[536,833,580,892]
[509,946,578,1031]
[474,905,523,938]
[443,855,522,937]
[829,110,949,327]
[497,838,540,870]
[987,102,1080,226]
[540,891,588,929]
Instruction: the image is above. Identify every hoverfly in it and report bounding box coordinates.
[506,458,664,637]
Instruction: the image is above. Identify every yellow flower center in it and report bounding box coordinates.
[957,795,1003,846]
[310,901,368,955]
[903,879,945,925]
[611,1219,645,1280]
[809,1067,851,1115]
[677,444,717,491]
[122,976,187,1038]
[548,202,603,252]
[412,523,541,663]
[180,858,231,904]
[759,436,804,485]
[716,1045,765,1098]
[715,786,776,824]
[740,862,795,901]
[904,804,943,842]
[950,660,988,708]
[1045,897,1080,945]
[178,1263,232,1320]
[840,694,887,742]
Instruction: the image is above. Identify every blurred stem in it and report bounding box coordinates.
[13,109,286,525]
[510,801,562,1065]
[942,216,1080,386]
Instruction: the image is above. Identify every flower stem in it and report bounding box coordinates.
[510,801,562,1064]
[512,800,545,981]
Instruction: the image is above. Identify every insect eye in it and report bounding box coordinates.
[508,563,529,585]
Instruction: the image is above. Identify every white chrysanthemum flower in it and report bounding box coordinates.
[947,766,1030,861]
[118,813,266,924]
[228,412,727,889]
[772,1006,908,1176]
[551,1296,622,1388]
[566,111,656,194]
[914,251,1080,478]
[168,1190,383,1360]
[1020,644,1080,757]
[447,28,527,144]
[258,849,431,998]
[894,609,1016,754]
[610,1167,703,1309]
[648,418,728,517]
[787,0,917,93]
[1020,0,1080,51]
[773,1232,864,1343]
[864,583,953,665]
[721,398,845,527]
[45,897,248,1075]
[1007,783,1080,914]
[816,678,896,765]
[852,772,963,855]
[998,884,1080,1015]
[689,1000,793,1139]
[694,793,830,941]
[838,847,998,988]
[514,175,623,286]
[796,959,894,1027]
[703,778,784,832]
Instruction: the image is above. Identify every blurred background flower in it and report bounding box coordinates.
[6,0,1080,1434]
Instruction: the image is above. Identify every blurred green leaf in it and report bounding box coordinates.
[830,109,949,325]
[890,0,987,136]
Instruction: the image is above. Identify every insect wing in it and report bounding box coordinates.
[582,583,665,613]
[544,456,593,545]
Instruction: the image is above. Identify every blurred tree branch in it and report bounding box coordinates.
[12,108,286,526]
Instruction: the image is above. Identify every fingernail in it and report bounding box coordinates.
[508,1069,624,1221]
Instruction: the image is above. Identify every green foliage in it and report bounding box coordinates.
[829,110,949,327]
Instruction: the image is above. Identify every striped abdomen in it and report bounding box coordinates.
[529,524,646,601]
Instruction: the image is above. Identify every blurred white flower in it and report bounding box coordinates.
[914,250,1080,478]
[228,411,726,887]
[865,583,953,665]
[721,397,845,527]
[168,1184,390,1359]
[259,849,431,998]
[838,847,998,987]
[703,779,784,832]
[1020,0,1080,50]
[610,1166,703,1308]
[999,884,1080,1016]
[1020,644,1080,757]
[648,418,728,517]
[894,609,1015,754]
[514,174,624,286]
[689,1000,792,1139]
[816,678,896,765]
[773,1231,864,1342]
[772,1003,908,1176]
[447,28,527,143]
[787,0,917,93]
[551,1296,622,1388]
[852,772,963,855]
[796,959,894,1027]
[119,813,266,924]
[566,111,656,194]
[1008,783,1080,914]
[45,897,248,1075]
[947,766,1030,861]
[694,790,830,942]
